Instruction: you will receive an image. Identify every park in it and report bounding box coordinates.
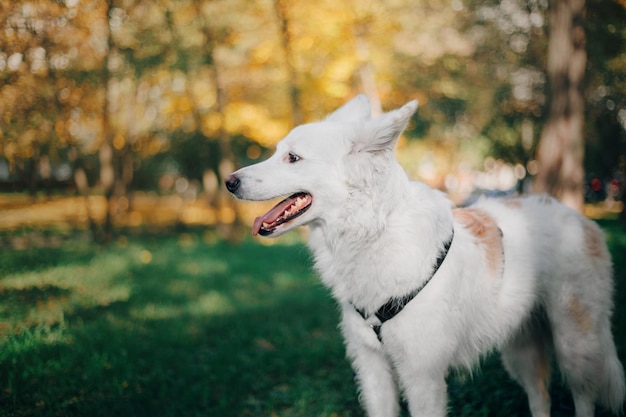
[1,0,626,416]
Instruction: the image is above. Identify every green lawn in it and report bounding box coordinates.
[0,221,625,417]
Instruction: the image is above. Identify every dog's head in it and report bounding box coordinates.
[225,95,418,237]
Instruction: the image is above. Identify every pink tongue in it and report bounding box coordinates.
[251,195,300,236]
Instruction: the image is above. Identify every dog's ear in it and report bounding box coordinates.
[354,100,418,153]
[326,94,372,122]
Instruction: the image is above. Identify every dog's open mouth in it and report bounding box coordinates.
[252,192,313,236]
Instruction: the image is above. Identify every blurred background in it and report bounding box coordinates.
[1,0,625,243]
[2,2,626,416]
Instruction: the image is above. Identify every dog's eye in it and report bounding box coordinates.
[288,152,301,163]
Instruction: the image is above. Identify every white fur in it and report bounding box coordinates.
[227,95,625,417]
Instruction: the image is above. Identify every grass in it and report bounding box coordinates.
[0,220,625,417]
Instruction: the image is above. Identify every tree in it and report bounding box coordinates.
[532,0,587,213]
[273,0,304,126]
[99,0,116,241]
[2,0,625,235]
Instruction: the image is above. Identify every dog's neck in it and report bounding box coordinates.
[307,169,454,310]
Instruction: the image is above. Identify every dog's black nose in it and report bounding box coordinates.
[224,174,241,193]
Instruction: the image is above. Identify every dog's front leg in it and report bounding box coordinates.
[340,304,400,417]
[396,366,447,417]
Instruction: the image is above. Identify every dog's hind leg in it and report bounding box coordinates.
[549,299,625,417]
[545,217,626,416]
[341,305,400,417]
[501,313,552,417]
[547,298,599,417]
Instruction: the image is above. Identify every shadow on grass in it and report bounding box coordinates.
[2,285,71,303]
[0,233,98,275]
[1,221,625,417]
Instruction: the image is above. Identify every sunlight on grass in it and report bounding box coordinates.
[0,250,134,337]
[0,233,342,417]
[190,291,236,315]
[1,324,71,357]
[273,271,308,290]
[176,259,229,277]
[0,194,290,238]
[130,291,235,320]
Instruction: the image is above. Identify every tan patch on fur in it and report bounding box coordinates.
[504,198,523,209]
[453,208,504,276]
[582,219,605,259]
[568,297,592,334]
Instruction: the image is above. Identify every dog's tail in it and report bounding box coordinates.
[598,339,626,413]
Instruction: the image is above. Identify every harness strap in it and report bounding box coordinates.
[354,229,455,342]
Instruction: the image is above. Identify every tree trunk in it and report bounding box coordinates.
[99,0,116,242]
[99,140,115,241]
[274,0,303,127]
[27,148,39,198]
[71,148,98,238]
[210,53,241,239]
[533,0,586,213]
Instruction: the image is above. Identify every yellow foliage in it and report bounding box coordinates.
[147,137,164,155]
[190,77,217,110]
[224,102,289,146]
[251,40,276,66]
[113,133,125,150]
[201,112,223,137]
[177,97,192,113]
[0,0,619,205]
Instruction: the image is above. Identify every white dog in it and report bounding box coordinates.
[225,95,625,417]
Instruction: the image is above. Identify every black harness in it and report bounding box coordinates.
[353,230,455,342]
